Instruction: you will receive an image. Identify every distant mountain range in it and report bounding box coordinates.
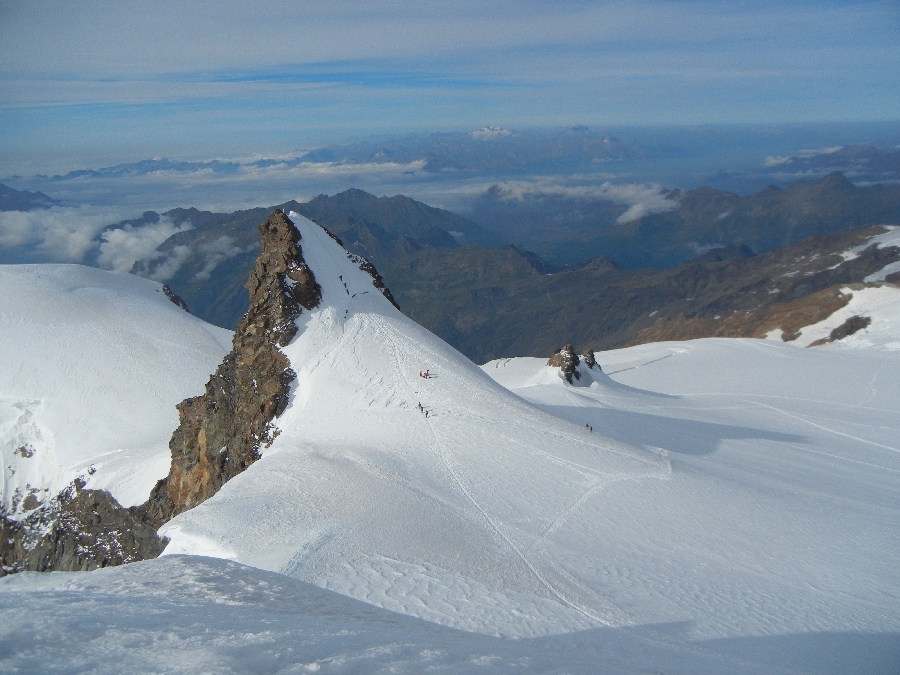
[477,171,900,267]
[763,143,900,183]
[298,126,642,173]
[388,225,899,361]
[9,127,641,184]
[113,172,900,362]
[0,183,58,211]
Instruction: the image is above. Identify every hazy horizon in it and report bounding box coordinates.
[3,1,899,175]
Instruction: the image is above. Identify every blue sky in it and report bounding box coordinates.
[1,0,899,174]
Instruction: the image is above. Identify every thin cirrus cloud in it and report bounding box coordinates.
[0,0,898,173]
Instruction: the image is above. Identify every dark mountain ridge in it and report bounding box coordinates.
[112,174,900,361]
[0,183,59,211]
[541,171,900,267]
[388,225,900,361]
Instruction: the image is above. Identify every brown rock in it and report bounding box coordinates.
[1,210,321,575]
[144,210,319,524]
[548,344,581,383]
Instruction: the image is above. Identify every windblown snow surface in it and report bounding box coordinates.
[0,265,230,512]
[2,217,899,673]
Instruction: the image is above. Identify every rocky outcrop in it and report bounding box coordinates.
[144,210,319,525]
[1,210,319,574]
[581,348,599,370]
[809,315,872,347]
[1,481,165,576]
[162,284,189,311]
[548,344,580,383]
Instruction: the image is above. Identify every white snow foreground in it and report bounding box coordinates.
[0,265,230,513]
[159,213,669,637]
[4,555,896,675]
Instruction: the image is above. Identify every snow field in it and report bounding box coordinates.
[483,339,900,642]
[0,264,230,510]
[160,214,668,637]
[12,554,887,675]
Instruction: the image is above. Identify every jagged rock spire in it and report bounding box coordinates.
[2,211,321,573]
[145,210,320,524]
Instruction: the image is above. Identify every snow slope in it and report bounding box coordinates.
[160,213,668,637]
[157,214,899,656]
[4,554,897,675]
[0,265,230,511]
[483,340,900,644]
[784,284,900,348]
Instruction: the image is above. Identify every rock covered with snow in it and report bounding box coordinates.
[547,344,580,383]
[581,347,599,369]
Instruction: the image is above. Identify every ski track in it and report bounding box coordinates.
[527,477,606,552]
[740,398,900,454]
[781,442,900,474]
[370,313,614,628]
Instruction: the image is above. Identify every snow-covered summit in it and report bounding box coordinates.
[159,212,668,636]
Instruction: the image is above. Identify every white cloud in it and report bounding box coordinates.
[616,203,654,223]
[798,145,844,157]
[0,206,131,262]
[97,218,193,273]
[764,156,792,167]
[193,236,248,281]
[146,245,193,282]
[482,178,678,223]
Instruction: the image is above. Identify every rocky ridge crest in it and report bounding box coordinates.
[144,210,320,524]
[2,210,320,574]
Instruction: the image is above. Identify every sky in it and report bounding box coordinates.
[1,0,899,175]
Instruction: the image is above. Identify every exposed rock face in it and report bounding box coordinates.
[581,348,599,370]
[810,315,872,346]
[144,210,319,525]
[1,482,165,576]
[548,344,580,383]
[1,210,319,574]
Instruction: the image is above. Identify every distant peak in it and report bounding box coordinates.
[472,126,512,140]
